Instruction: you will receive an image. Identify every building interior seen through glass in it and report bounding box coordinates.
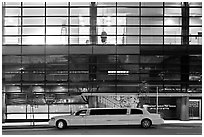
[2,2,202,121]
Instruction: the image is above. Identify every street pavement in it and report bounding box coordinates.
[2,120,202,135]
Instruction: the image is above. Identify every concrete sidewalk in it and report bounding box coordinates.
[2,120,202,129]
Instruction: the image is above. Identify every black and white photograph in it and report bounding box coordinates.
[1,1,202,135]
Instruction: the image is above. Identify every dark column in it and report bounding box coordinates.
[181,2,189,93]
[89,2,97,82]
[88,2,98,108]
[177,97,189,120]
[178,2,190,121]
[90,2,97,45]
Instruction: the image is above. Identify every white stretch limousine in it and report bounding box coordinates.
[49,108,164,129]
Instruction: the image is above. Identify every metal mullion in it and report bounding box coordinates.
[139,2,141,84]
[115,2,118,93]
[68,2,70,93]
[44,2,48,119]
[162,2,165,91]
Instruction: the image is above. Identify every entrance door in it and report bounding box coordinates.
[189,99,201,120]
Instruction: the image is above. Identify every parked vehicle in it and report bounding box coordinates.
[49,108,164,129]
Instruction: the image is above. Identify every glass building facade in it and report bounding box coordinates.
[2,2,202,122]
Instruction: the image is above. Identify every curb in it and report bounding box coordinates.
[2,123,202,130]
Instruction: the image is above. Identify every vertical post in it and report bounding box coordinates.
[156,87,159,114]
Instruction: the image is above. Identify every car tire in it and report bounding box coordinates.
[141,119,152,129]
[56,120,67,129]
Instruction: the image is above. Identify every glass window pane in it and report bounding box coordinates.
[70,2,90,6]
[97,36,116,44]
[46,36,68,44]
[165,8,181,16]
[165,2,182,6]
[23,2,45,6]
[23,8,45,16]
[4,27,21,35]
[189,2,202,6]
[117,2,139,6]
[97,8,116,16]
[190,27,202,35]
[5,74,21,81]
[142,2,163,6]
[3,56,21,64]
[5,85,21,92]
[70,17,89,25]
[22,36,44,45]
[3,37,20,44]
[164,37,181,44]
[97,17,116,25]
[126,36,139,44]
[142,36,163,44]
[47,27,65,35]
[23,27,45,35]
[46,8,68,16]
[5,8,21,16]
[98,27,116,35]
[164,27,181,35]
[142,27,163,35]
[71,27,89,35]
[141,17,163,25]
[190,17,202,25]
[141,8,163,16]
[22,73,44,81]
[47,17,67,25]
[23,17,45,25]
[190,8,202,16]
[117,27,139,35]
[7,105,26,112]
[4,17,21,26]
[164,18,182,26]
[70,8,90,16]
[4,2,21,6]
[46,2,68,6]
[97,2,116,6]
[70,36,89,44]
[117,8,139,16]
[189,36,202,45]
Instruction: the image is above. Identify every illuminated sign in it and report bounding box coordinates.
[148,104,176,110]
[108,71,129,75]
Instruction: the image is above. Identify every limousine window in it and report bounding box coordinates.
[90,109,127,115]
[130,109,143,114]
[75,110,87,116]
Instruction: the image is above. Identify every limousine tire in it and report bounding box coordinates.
[141,119,152,129]
[56,120,67,129]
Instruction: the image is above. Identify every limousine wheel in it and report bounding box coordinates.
[141,119,152,129]
[56,120,67,129]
